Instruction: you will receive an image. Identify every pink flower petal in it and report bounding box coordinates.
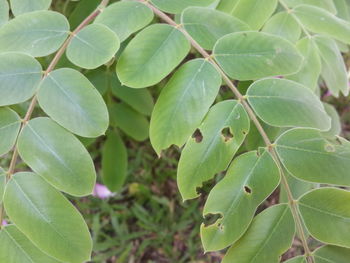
[92,183,114,199]
[1,220,7,226]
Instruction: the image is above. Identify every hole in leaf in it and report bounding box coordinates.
[221,127,233,142]
[192,129,203,143]
[203,213,222,227]
[244,186,252,194]
[324,144,335,152]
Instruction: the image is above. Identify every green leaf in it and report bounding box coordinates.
[116,24,190,88]
[286,37,322,91]
[66,24,119,69]
[201,150,280,251]
[150,59,221,155]
[322,103,341,138]
[222,204,295,263]
[217,0,278,30]
[68,0,100,29]
[244,122,280,151]
[37,68,109,138]
[94,1,153,42]
[313,245,350,263]
[102,131,127,192]
[109,103,149,142]
[9,0,52,16]
[17,117,96,196]
[0,167,5,204]
[284,256,307,263]
[213,31,303,81]
[85,68,109,95]
[283,0,337,13]
[293,5,350,44]
[279,172,314,203]
[110,74,154,116]
[177,100,250,200]
[4,172,92,263]
[0,52,42,106]
[0,11,69,57]
[0,107,21,156]
[276,128,350,186]
[298,187,350,247]
[247,78,331,130]
[0,0,9,27]
[0,225,61,263]
[334,0,350,21]
[181,7,250,50]
[313,36,349,96]
[262,12,301,43]
[150,0,216,14]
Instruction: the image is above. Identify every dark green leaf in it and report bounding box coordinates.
[102,131,127,192]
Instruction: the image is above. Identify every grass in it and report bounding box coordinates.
[74,142,223,263]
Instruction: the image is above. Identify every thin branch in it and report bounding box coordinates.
[138,1,314,262]
[0,0,110,228]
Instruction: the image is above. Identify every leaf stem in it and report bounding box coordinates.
[0,0,110,228]
[138,1,314,261]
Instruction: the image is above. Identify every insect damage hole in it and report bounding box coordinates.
[244,186,252,194]
[203,213,222,227]
[192,128,203,143]
[221,127,233,142]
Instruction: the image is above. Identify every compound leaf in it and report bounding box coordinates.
[102,131,128,192]
[4,172,92,263]
[313,245,350,263]
[313,35,349,96]
[0,107,21,156]
[286,37,322,91]
[0,52,42,106]
[217,0,278,30]
[0,168,5,204]
[283,0,337,13]
[150,0,216,14]
[116,24,190,88]
[0,0,9,27]
[322,103,341,138]
[38,68,109,138]
[0,10,69,57]
[284,256,307,263]
[66,24,120,69]
[222,204,295,263]
[150,59,221,155]
[177,100,250,200]
[181,7,250,50]
[299,188,350,248]
[262,12,301,43]
[201,150,280,251]
[276,128,350,186]
[247,78,331,130]
[10,0,52,16]
[109,103,149,142]
[17,117,96,197]
[0,225,61,263]
[213,31,303,81]
[110,74,154,116]
[94,1,153,42]
[293,4,350,44]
